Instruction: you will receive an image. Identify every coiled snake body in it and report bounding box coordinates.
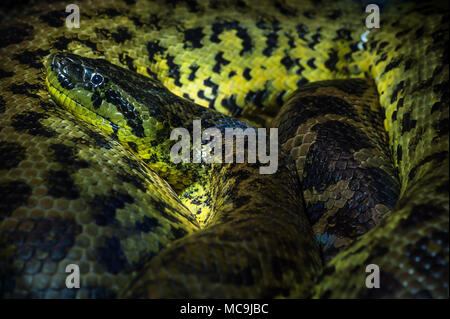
[0,0,448,298]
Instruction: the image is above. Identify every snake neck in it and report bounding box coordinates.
[44,52,252,192]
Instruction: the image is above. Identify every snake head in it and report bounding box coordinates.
[45,52,172,142]
[45,52,203,191]
[48,52,109,91]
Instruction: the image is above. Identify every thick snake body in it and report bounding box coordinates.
[0,0,448,298]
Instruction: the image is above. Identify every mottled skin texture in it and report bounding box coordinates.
[0,0,448,298]
[273,79,400,263]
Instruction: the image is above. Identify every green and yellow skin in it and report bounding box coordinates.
[0,0,448,298]
[45,52,322,298]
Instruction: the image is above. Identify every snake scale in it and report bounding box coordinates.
[0,0,448,298]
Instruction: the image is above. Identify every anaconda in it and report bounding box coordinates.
[0,0,448,298]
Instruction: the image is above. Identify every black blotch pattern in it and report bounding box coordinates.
[127,141,138,153]
[408,151,448,181]
[297,120,399,256]
[104,89,145,137]
[203,77,219,97]
[7,217,81,290]
[302,122,371,191]
[77,38,99,52]
[118,52,136,72]
[243,68,252,80]
[212,51,230,73]
[277,95,358,144]
[11,111,56,137]
[307,58,316,69]
[197,90,216,108]
[0,181,32,219]
[390,80,405,103]
[146,40,165,63]
[122,156,153,185]
[136,216,160,233]
[0,24,33,48]
[431,102,444,114]
[327,9,342,20]
[98,8,121,17]
[276,90,286,107]
[98,237,130,274]
[397,144,402,163]
[415,26,425,39]
[39,10,68,28]
[401,111,417,133]
[308,30,321,49]
[404,58,413,71]
[334,29,352,41]
[184,27,204,49]
[263,32,278,57]
[324,49,338,71]
[436,181,448,194]
[165,54,183,87]
[171,226,188,239]
[183,93,194,101]
[111,27,132,43]
[221,95,242,117]
[47,170,80,200]
[303,10,316,19]
[435,118,449,137]
[285,32,295,49]
[188,64,199,81]
[245,89,267,109]
[13,49,49,69]
[210,21,253,55]
[384,56,404,74]
[397,97,404,109]
[395,29,410,38]
[400,204,445,229]
[414,78,433,92]
[9,82,40,99]
[296,78,309,89]
[271,256,297,282]
[0,96,5,113]
[274,1,297,16]
[116,167,147,192]
[295,24,308,41]
[166,0,199,12]
[91,91,102,109]
[375,53,388,65]
[232,195,252,209]
[391,110,397,121]
[52,36,72,51]
[0,141,26,169]
[281,55,294,70]
[90,192,134,226]
[49,144,90,169]
[433,81,449,101]
[85,129,112,149]
[0,69,13,78]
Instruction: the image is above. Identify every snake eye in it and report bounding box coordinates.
[91,73,104,86]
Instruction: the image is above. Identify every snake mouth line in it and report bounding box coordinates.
[45,71,121,136]
[45,54,116,128]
